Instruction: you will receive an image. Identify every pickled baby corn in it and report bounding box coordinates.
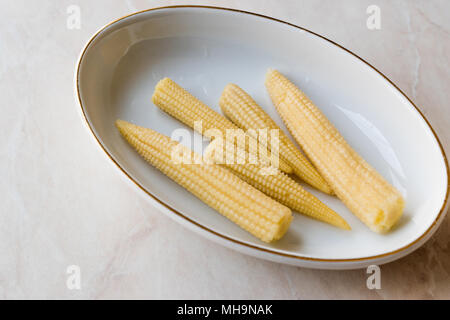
[205,142,349,230]
[116,120,292,242]
[152,78,293,173]
[265,69,404,233]
[219,83,333,195]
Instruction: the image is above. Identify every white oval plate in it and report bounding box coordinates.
[76,6,449,269]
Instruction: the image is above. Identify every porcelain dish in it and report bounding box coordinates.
[76,6,449,269]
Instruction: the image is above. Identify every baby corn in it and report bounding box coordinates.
[265,69,404,233]
[116,120,292,242]
[219,83,333,195]
[205,142,349,230]
[152,78,292,173]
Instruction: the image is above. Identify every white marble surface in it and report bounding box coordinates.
[0,0,449,299]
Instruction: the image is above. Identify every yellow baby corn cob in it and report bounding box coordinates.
[116,120,292,242]
[219,83,333,195]
[152,78,293,173]
[265,69,404,233]
[205,141,349,230]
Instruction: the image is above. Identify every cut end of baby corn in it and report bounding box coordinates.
[115,119,293,242]
[205,140,350,230]
[152,78,236,138]
[265,69,404,233]
[151,77,293,174]
[219,83,333,195]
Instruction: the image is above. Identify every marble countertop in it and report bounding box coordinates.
[1,0,449,299]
